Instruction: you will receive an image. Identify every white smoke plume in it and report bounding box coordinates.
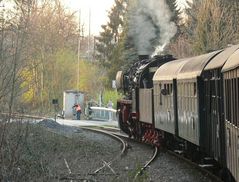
[128,0,177,55]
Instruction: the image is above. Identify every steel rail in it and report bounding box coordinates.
[0,112,47,120]
[92,127,223,181]
[81,126,127,155]
[81,126,222,181]
[134,146,158,181]
[80,127,128,175]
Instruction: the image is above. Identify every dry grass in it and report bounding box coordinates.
[0,118,152,182]
[0,120,110,182]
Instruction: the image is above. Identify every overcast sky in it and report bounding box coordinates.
[63,0,190,36]
[63,0,115,35]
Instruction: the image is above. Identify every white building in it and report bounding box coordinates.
[63,90,84,119]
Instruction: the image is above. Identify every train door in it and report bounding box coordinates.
[202,69,225,163]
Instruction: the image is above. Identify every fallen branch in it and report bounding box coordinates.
[102,160,116,175]
[64,158,72,182]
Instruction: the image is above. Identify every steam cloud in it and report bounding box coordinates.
[128,0,177,55]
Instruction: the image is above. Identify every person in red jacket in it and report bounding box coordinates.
[73,104,81,120]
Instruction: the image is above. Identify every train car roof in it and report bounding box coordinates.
[204,45,239,70]
[153,59,188,81]
[222,48,239,72]
[177,50,221,79]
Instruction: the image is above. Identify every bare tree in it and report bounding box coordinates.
[185,0,239,54]
[0,1,34,179]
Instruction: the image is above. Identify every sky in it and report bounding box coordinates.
[63,0,115,36]
[63,0,190,36]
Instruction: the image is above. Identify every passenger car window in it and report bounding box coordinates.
[193,83,197,96]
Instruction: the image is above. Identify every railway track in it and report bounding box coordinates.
[1,113,221,181]
[95,126,223,181]
[83,126,222,181]
[0,112,47,120]
[133,146,158,181]
[80,127,128,176]
[80,126,159,180]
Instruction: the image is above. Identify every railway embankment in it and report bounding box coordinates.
[0,118,214,181]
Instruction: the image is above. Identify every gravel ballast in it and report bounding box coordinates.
[0,119,213,181]
[39,119,213,182]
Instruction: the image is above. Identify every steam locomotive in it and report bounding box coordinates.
[116,45,239,181]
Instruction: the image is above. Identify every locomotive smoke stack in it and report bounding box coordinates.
[138,55,149,61]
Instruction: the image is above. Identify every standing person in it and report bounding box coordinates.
[76,104,81,120]
[73,104,81,120]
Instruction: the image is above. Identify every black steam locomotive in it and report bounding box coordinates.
[116,45,239,181]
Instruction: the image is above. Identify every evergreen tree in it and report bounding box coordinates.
[95,25,114,67]
[167,0,181,25]
[95,0,128,84]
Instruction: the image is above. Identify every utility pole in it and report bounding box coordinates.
[0,4,4,62]
[77,10,85,91]
[93,36,96,61]
[77,10,81,91]
[88,8,91,61]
